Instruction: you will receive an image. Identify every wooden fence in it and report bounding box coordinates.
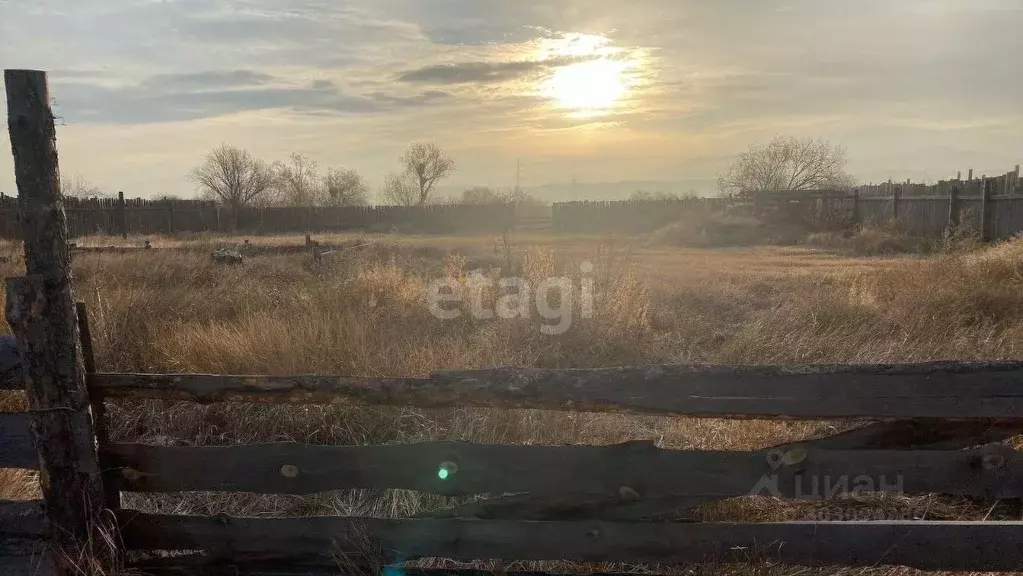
[552,197,731,233]
[549,171,1023,240]
[0,196,518,239]
[5,70,1023,575]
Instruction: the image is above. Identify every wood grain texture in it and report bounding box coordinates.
[6,69,107,574]
[92,360,1023,419]
[427,419,1023,521]
[0,500,47,537]
[130,558,655,576]
[0,552,56,576]
[0,412,37,469]
[117,512,1023,571]
[105,440,1023,500]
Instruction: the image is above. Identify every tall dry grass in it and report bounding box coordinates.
[1,234,1022,575]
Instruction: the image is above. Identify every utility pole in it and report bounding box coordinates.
[515,158,521,195]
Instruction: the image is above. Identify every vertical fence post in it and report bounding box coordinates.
[891,185,900,223]
[75,301,119,511]
[981,178,992,242]
[117,191,126,239]
[167,201,175,235]
[947,184,960,236]
[4,69,111,574]
[850,190,860,229]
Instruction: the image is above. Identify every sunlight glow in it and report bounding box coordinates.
[542,59,629,112]
[535,33,641,117]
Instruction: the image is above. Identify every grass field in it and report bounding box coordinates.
[2,231,1022,575]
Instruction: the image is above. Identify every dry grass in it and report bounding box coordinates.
[2,231,1022,575]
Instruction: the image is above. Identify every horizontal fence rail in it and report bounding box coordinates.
[117,513,1023,571]
[105,440,1023,500]
[87,361,1023,419]
[0,412,36,469]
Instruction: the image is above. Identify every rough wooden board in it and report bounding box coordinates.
[0,412,37,469]
[6,68,108,574]
[106,440,1023,501]
[0,552,56,576]
[117,512,1023,571]
[786,419,1023,450]
[0,500,47,537]
[428,420,1023,521]
[93,361,1023,419]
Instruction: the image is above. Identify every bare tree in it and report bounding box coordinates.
[323,168,369,206]
[274,152,323,206]
[718,136,853,197]
[60,174,106,199]
[381,172,419,207]
[189,144,275,223]
[398,142,455,206]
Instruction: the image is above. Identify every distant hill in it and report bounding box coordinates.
[435,178,721,203]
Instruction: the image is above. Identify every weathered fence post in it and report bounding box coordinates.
[947,184,960,235]
[117,190,126,239]
[850,190,859,229]
[167,201,175,235]
[981,177,992,242]
[4,69,111,574]
[891,185,900,223]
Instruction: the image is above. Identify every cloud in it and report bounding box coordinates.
[140,70,277,91]
[397,55,593,84]
[51,72,450,124]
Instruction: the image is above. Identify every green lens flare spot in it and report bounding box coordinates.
[438,461,458,480]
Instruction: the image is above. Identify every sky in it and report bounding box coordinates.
[2,0,1022,201]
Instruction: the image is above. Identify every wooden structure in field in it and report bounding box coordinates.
[4,69,1023,575]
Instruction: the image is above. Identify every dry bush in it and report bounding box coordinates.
[649,211,767,247]
[806,219,983,257]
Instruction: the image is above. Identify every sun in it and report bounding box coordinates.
[542,59,629,112]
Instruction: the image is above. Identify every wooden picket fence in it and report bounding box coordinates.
[5,69,1023,575]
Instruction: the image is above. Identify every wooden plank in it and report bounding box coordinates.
[0,500,47,537]
[76,302,119,511]
[0,552,57,576]
[131,557,647,576]
[427,419,1023,521]
[797,418,1023,450]
[92,360,1023,419]
[5,69,108,574]
[117,513,1023,571]
[105,440,1023,500]
[0,412,37,469]
[0,374,23,390]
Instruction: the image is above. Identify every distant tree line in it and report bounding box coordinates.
[52,134,857,220]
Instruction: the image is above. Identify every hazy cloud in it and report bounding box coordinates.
[140,70,277,91]
[397,55,594,84]
[3,0,1023,197]
[51,72,450,124]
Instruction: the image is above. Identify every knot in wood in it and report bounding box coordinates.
[280,464,300,478]
[782,447,807,466]
[122,467,141,481]
[586,528,601,540]
[618,486,641,502]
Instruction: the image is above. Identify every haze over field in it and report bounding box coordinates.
[2,0,1022,200]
